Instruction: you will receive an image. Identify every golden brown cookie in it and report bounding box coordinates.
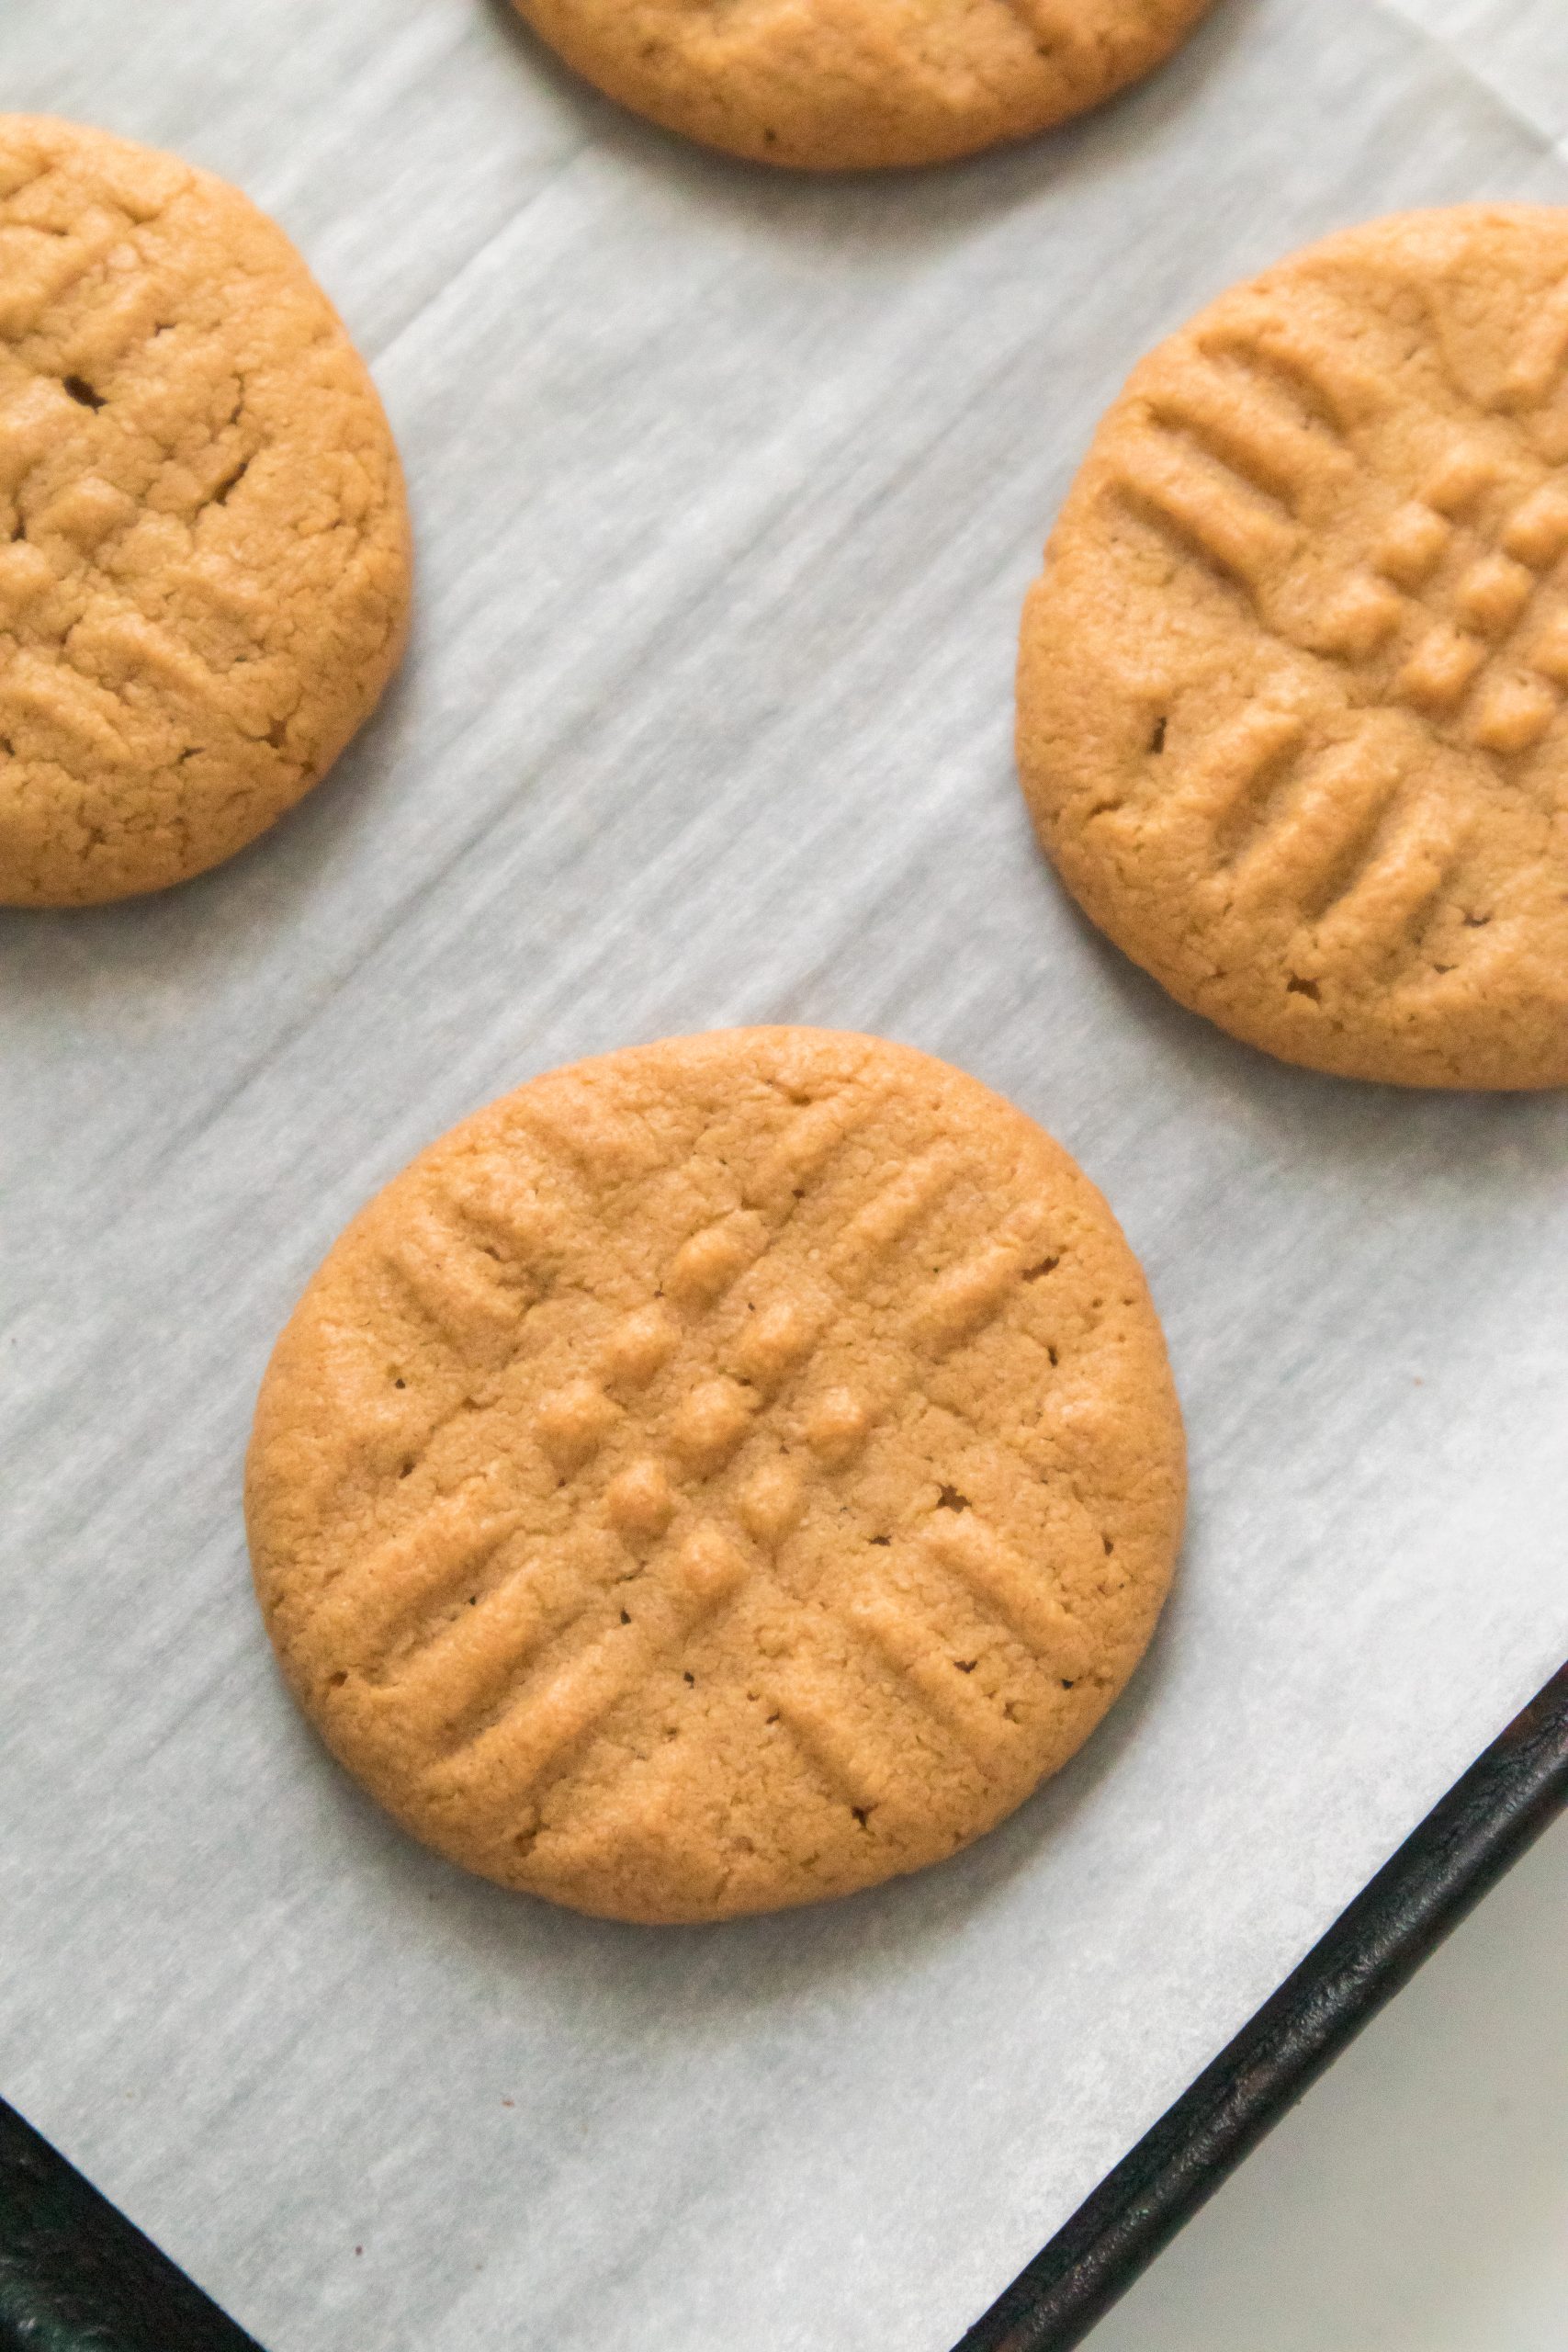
[511,0,1218,173]
[247,1029,1184,1923]
[0,116,411,907]
[1018,205,1568,1091]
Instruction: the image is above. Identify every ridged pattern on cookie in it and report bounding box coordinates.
[0,115,411,906]
[1018,205,1568,1090]
[247,1030,1184,1923]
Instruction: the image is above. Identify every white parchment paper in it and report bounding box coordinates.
[2,5,1565,2347]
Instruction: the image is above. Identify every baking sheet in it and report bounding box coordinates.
[1,4,1566,2347]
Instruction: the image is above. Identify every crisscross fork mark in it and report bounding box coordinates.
[1113,325,1568,760]
[342,1099,938,1755]
[1111,329,1381,602]
[1136,704,1306,867]
[406,1142,975,1796]
[399,1159,1063,1813]
[1222,726,1410,923]
[766,1513,1091,1814]
[1149,355,1352,514]
[430,1526,748,1807]
[1114,429,1297,599]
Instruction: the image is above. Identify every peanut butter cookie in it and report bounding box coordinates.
[1018,206,1568,1089]
[0,116,411,906]
[511,0,1218,172]
[247,1030,1184,1923]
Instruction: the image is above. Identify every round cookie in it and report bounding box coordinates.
[510,0,1218,173]
[1018,205,1568,1091]
[0,116,411,907]
[247,1028,1184,1924]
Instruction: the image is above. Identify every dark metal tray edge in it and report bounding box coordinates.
[957,1657,1568,2351]
[4,1659,1566,2352]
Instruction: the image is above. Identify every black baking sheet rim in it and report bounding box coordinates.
[3,1657,1566,2352]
